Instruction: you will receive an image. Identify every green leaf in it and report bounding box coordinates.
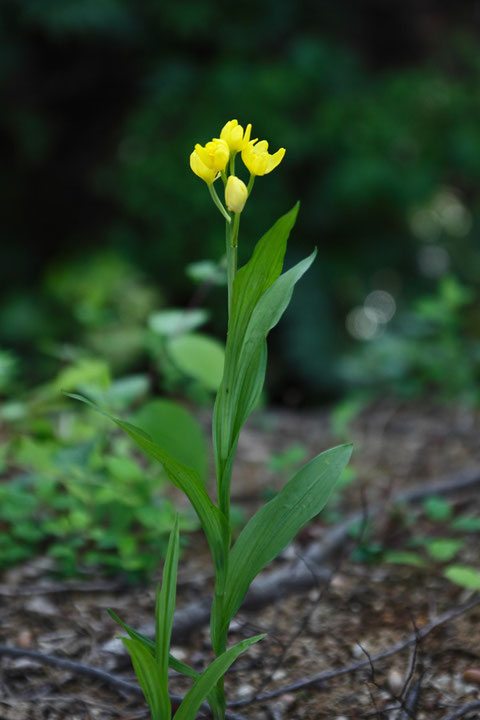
[426,538,464,562]
[134,399,208,480]
[423,496,453,523]
[383,551,427,567]
[122,637,168,720]
[156,516,179,683]
[148,308,209,337]
[213,204,315,512]
[168,333,225,391]
[186,260,226,286]
[450,515,480,532]
[213,205,298,479]
[51,358,111,395]
[108,610,198,679]
[174,634,265,720]
[116,418,228,580]
[219,444,352,641]
[109,609,242,719]
[444,565,480,590]
[104,374,149,410]
[66,394,229,583]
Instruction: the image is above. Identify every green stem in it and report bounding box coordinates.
[210,198,243,719]
[209,183,231,223]
[247,173,255,195]
[231,212,240,248]
[225,216,237,320]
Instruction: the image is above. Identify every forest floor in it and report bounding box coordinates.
[1,399,480,719]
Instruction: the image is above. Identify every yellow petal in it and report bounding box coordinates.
[265,147,286,173]
[255,140,269,153]
[190,150,217,184]
[220,119,237,143]
[194,143,212,168]
[242,123,252,147]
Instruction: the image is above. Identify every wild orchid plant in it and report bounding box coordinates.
[71,120,352,719]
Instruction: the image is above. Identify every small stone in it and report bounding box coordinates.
[352,641,371,658]
[229,618,243,631]
[452,673,468,695]
[329,575,350,592]
[102,636,125,655]
[271,668,287,681]
[463,668,480,685]
[170,646,187,662]
[236,684,254,698]
[24,596,57,616]
[388,669,404,695]
[16,630,33,648]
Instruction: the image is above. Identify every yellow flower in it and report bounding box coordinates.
[241,139,285,176]
[189,149,218,184]
[194,138,230,172]
[220,119,252,153]
[225,176,248,214]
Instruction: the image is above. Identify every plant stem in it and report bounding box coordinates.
[226,214,237,319]
[211,201,242,719]
[209,183,231,223]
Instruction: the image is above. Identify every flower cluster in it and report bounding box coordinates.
[190,119,286,216]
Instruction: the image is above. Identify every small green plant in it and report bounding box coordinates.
[147,306,225,401]
[0,359,207,580]
[71,119,352,719]
[352,497,480,593]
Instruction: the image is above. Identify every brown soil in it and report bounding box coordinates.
[1,400,480,719]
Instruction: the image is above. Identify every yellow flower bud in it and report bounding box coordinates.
[225,175,248,214]
[194,138,230,172]
[220,119,252,153]
[190,149,218,184]
[241,139,285,176]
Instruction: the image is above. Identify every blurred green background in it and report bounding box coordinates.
[2,0,480,403]
[2,0,480,581]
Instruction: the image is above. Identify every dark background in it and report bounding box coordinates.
[2,0,480,403]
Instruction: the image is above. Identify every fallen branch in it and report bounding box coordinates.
[227,596,480,707]
[0,645,247,720]
[144,466,480,642]
[1,599,477,716]
[439,701,480,720]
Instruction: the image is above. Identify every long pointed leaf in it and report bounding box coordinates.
[66,393,229,582]
[213,205,299,495]
[174,635,265,720]
[156,516,179,682]
[214,243,315,514]
[233,250,317,446]
[109,609,199,679]
[222,444,353,633]
[122,637,168,720]
[109,610,223,717]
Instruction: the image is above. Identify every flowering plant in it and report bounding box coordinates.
[71,120,352,719]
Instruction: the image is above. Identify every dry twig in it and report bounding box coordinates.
[0,645,248,720]
[228,596,480,708]
[439,701,480,720]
